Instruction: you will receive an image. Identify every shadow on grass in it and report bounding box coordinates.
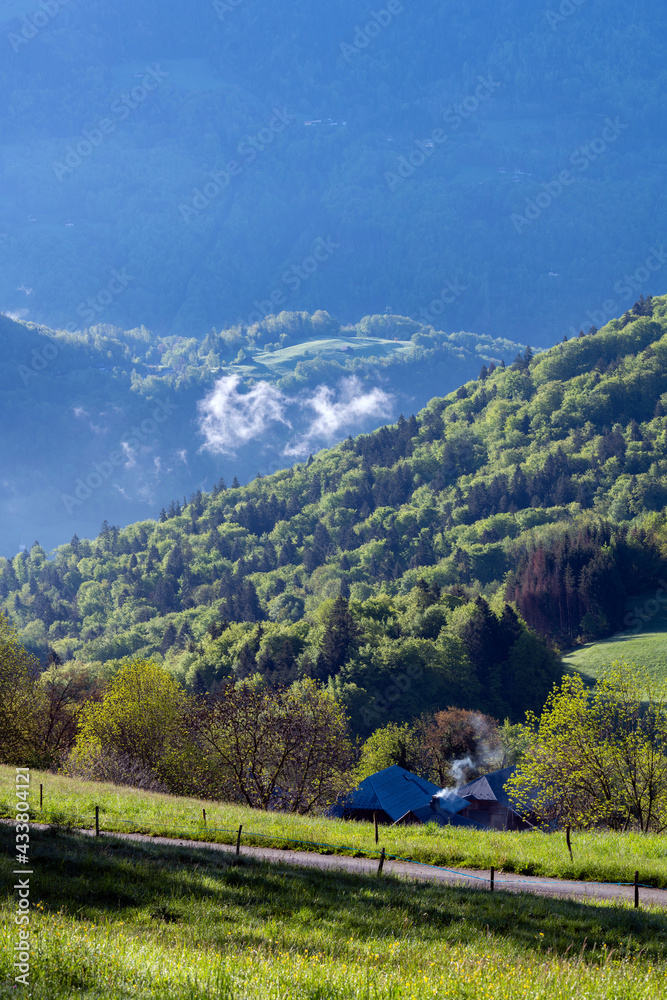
[1,826,665,966]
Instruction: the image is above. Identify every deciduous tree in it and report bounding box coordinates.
[507,662,667,831]
[69,658,187,782]
[186,679,354,813]
[0,612,41,764]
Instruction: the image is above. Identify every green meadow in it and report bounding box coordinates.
[249,336,414,373]
[2,768,667,889]
[1,823,666,1000]
[564,591,667,688]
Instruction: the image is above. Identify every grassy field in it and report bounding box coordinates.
[2,768,667,889]
[1,823,666,999]
[564,594,667,687]
[251,337,413,375]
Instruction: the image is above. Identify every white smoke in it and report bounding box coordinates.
[448,756,474,789]
[470,713,503,769]
[434,715,504,792]
[435,788,466,807]
[198,375,291,456]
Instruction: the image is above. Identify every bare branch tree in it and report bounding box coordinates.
[185,679,354,813]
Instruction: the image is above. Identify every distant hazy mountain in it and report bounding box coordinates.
[0,309,521,554]
[0,0,665,343]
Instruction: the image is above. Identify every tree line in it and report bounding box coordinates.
[5,609,665,832]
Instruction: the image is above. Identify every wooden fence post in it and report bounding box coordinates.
[95,806,100,838]
[566,825,573,862]
[374,812,379,845]
[490,866,495,892]
[202,808,207,827]
[378,847,385,876]
[236,824,243,856]
[635,871,639,909]
[39,784,43,810]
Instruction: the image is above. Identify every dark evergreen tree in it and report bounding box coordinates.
[159,621,177,654]
[315,596,363,680]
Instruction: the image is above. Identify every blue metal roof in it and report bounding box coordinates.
[342,766,443,822]
[433,790,469,814]
[457,766,516,807]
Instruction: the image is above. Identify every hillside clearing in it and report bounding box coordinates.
[564,592,667,687]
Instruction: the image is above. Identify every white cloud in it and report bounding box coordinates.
[121,441,137,468]
[198,375,291,456]
[284,376,394,456]
[198,374,393,458]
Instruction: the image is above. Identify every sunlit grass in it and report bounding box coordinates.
[2,767,667,889]
[564,591,667,689]
[0,825,665,999]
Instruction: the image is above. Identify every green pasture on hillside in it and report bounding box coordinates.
[2,768,667,889]
[564,591,667,688]
[253,337,414,371]
[1,823,666,999]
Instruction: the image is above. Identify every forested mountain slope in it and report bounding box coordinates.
[1,0,665,342]
[3,297,667,731]
[0,309,519,554]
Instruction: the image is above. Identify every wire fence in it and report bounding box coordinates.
[21,800,666,905]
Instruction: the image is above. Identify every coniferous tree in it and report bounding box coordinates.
[316,596,363,681]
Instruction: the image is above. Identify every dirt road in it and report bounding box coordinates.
[14,820,663,909]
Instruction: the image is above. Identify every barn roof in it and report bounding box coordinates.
[457,766,516,807]
[340,765,442,823]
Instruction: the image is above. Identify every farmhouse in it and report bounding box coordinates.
[455,767,533,831]
[335,764,532,831]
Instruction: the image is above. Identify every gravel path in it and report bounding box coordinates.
[7,819,666,909]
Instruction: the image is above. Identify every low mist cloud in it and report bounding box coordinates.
[198,374,394,458]
[198,375,290,455]
[284,377,394,456]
